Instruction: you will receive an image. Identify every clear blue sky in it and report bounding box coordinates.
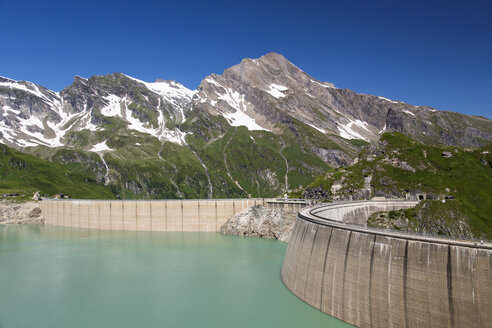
[1,0,491,118]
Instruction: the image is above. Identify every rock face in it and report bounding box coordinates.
[0,201,44,224]
[220,205,296,242]
[302,187,330,200]
[368,209,474,240]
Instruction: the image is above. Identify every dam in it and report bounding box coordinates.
[40,198,306,231]
[40,198,265,231]
[281,200,492,328]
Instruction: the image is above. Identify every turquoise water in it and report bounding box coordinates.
[0,225,351,328]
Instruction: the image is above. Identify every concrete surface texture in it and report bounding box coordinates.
[41,199,266,231]
[281,200,492,328]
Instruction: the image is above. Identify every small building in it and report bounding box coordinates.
[54,193,70,199]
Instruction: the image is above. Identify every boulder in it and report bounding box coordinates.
[442,151,452,158]
[0,201,44,224]
[220,205,296,242]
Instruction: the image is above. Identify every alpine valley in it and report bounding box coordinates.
[1,52,491,200]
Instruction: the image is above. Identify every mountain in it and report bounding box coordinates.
[193,53,491,147]
[301,132,492,239]
[0,143,114,200]
[1,53,491,199]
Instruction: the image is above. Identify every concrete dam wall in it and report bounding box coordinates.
[281,200,492,328]
[41,198,268,231]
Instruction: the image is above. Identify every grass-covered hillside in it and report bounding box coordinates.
[27,111,357,199]
[0,144,115,200]
[301,132,492,239]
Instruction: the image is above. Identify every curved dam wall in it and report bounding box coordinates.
[41,198,266,231]
[310,200,418,225]
[282,200,492,328]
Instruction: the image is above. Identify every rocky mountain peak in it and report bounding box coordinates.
[72,76,88,84]
[221,52,334,90]
[0,76,16,83]
[0,54,491,201]
[1,53,491,154]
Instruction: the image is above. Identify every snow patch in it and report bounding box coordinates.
[218,88,245,110]
[0,76,191,148]
[3,105,20,115]
[217,88,268,131]
[125,102,158,135]
[402,109,415,117]
[101,94,122,117]
[0,80,56,104]
[266,84,288,98]
[159,129,188,144]
[379,123,387,134]
[337,119,371,141]
[307,123,326,133]
[125,74,195,99]
[90,140,112,152]
[197,95,207,104]
[124,74,195,123]
[125,98,188,144]
[311,79,336,89]
[223,109,267,131]
[78,111,99,132]
[378,96,398,104]
[205,77,223,88]
[16,139,39,147]
[147,80,194,109]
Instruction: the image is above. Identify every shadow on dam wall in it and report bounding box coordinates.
[281,200,492,328]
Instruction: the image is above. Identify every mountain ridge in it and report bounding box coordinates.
[2,52,491,150]
[1,53,491,199]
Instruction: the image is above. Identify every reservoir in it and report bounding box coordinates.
[0,225,351,328]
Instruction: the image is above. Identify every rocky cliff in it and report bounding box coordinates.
[0,201,44,224]
[219,205,296,242]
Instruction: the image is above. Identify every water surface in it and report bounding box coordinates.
[0,225,351,328]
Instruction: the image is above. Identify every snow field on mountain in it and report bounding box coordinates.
[337,120,371,141]
[265,84,288,98]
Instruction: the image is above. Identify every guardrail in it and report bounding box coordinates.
[300,200,491,249]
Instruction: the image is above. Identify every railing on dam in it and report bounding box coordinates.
[41,198,268,232]
[281,200,492,328]
[266,198,306,213]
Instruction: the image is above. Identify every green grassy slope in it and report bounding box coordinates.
[0,144,115,200]
[24,111,337,199]
[303,132,492,239]
[183,124,333,198]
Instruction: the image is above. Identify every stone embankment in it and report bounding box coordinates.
[219,205,296,242]
[282,200,492,328]
[0,201,43,224]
